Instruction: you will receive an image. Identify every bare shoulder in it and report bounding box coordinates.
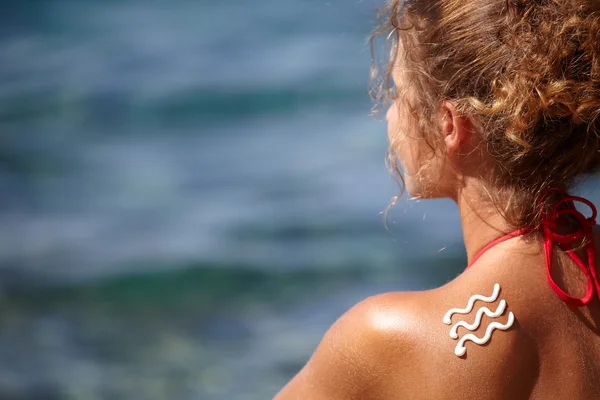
[273,289,439,400]
[274,274,539,400]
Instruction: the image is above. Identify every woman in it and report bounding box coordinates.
[275,0,600,399]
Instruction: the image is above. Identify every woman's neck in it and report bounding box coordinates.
[456,187,520,264]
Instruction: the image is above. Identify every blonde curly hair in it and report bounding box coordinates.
[371,0,600,228]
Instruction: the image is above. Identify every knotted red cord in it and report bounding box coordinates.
[465,188,600,307]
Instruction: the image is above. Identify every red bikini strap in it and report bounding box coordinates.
[540,188,599,307]
[466,227,533,269]
[465,188,600,307]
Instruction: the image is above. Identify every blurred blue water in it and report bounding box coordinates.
[5,0,598,399]
[0,0,466,284]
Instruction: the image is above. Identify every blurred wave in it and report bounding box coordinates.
[0,0,466,287]
[0,255,465,399]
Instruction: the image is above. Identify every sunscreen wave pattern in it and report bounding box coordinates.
[443,283,515,357]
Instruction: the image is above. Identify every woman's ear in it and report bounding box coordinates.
[441,100,471,158]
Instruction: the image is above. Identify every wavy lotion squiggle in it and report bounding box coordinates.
[443,283,501,324]
[454,312,515,357]
[443,283,515,357]
[449,300,507,339]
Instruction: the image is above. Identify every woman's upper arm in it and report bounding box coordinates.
[273,292,415,400]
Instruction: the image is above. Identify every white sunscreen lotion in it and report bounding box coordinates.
[443,283,515,357]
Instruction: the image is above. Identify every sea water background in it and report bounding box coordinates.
[2,1,599,399]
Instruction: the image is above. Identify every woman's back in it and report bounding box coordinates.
[380,230,600,400]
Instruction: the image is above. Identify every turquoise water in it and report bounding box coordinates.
[3,0,600,399]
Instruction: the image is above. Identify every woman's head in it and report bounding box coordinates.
[372,0,600,228]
